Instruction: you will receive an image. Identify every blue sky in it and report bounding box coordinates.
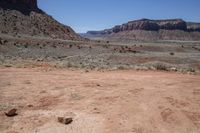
[38,0,200,33]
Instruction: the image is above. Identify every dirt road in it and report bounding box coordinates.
[0,67,200,133]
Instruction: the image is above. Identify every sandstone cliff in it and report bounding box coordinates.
[86,19,200,41]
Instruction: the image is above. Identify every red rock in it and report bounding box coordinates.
[27,104,34,107]
[5,109,18,117]
[88,19,187,34]
[58,117,73,125]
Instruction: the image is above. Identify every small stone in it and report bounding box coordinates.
[5,109,18,117]
[58,117,73,125]
[96,84,101,87]
[27,104,34,108]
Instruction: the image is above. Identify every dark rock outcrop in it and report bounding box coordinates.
[7,0,38,9]
[0,0,42,15]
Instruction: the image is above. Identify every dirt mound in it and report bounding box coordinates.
[0,0,84,41]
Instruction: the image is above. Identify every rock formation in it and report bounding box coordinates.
[86,19,200,41]
[7,0,38,9]
[87,19,193,34]
[0,0,84,40]
[187,22,200,32]
[0,0,42,14]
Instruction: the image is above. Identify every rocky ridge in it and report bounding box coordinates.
[0,0,84,40]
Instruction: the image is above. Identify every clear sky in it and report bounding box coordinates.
[38,0,200,33]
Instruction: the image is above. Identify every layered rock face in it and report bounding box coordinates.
[113,19,187,32]
[87,19,200,35]
[88,19,190,35]
[156,19,187,30]
[187,22,200,32]
[86,19,200,41]
[0,0,84,40]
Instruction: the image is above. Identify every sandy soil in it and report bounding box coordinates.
[0,67,200,133]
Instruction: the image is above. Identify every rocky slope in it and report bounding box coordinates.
[86,19,200,41]
[0,0,83,40]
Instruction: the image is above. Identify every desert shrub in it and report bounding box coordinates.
[52,45,56,48]
[3,40,8,44]
[67,62,72,68]
[154,63,168,71]
[77,45,81,49]
[170,52,175,56]
[4,64,12,67]
[187,68,195,73]
[132,50,137,53]
[118,66,126,70]
[121,46,125,50]
[104,45,109,48]
[24,44,28,48]
[2,31,8,34]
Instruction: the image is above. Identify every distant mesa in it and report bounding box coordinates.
[87,19,200,34]
[85,19,200,41]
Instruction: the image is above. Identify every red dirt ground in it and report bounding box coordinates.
[0,67,200,133]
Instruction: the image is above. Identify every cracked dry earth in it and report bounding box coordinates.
[0,67,200,133]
